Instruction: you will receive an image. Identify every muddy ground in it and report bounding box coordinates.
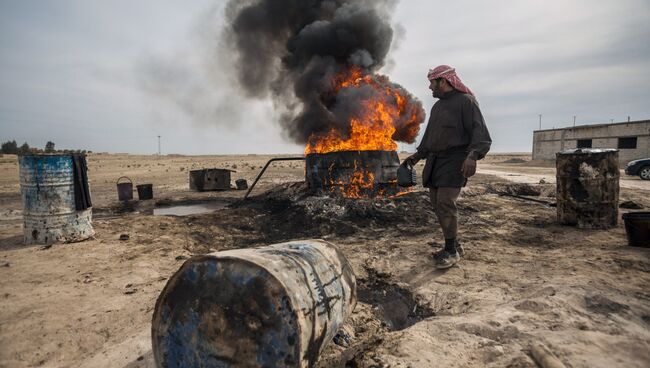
[0,153,649,368]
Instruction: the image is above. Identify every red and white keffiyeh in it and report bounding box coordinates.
[427,65,474,97]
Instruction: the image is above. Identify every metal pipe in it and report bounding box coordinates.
[244,157,305,199]
[151,239,357,368]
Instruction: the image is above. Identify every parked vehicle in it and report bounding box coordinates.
[625,158,650,180]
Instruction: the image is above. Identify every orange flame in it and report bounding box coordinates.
[305,67,419,155]
[305,67,422,198]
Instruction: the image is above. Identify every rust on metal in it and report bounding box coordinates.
[556,149,619,229]
[19,154,94,245]
[151,239,356,368]
[190,169,235,191]
[305,150,401,197]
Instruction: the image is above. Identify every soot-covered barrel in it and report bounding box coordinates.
[305,150,400,196]
[556,149,619,229]
[151,240,356,368]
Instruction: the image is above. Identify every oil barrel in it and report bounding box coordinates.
[305,150,400,197]
[556,149,619,229]
[19,154,94,244]
[151,239,356,368]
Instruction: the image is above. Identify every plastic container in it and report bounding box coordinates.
[622,212,650,247]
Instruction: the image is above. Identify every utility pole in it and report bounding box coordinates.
[538,114,542,130]
[573,115,576,127]
[157,135,161,156]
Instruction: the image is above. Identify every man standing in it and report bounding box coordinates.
[405,65,491,269]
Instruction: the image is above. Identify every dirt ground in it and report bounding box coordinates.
[1,152,649,368]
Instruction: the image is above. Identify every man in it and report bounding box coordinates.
[405,65,491,269]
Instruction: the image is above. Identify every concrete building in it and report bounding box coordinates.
[532,119,650,163]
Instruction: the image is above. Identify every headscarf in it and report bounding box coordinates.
[427,65,474,97]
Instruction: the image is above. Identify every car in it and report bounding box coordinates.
[625,158,650,180]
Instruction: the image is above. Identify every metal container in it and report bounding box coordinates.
[189,169,234,191]
[622,212,650,247]
[116,176,133,201]
[151,239,356,368]
[397,162,417,187]
[556,149,619,229]
[306,150,400,196]
[235,178,248,190]
[136,184,153,200]
[19,154,94,245]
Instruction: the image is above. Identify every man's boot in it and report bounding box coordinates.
[456,241,465,257]
[433,238,460,269]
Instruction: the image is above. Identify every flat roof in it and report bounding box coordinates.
[533,119,649,133]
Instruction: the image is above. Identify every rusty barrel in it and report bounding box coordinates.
[151,240,357,368]
[556,149,619,229]
[19,154,94,244]
[305,150,400,196]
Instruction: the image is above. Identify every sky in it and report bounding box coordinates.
[1,0,649,155]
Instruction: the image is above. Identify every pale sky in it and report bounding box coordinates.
[1,0,649,155]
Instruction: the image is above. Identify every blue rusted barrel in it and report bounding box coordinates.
[151,240,356,368]
[19,154,94,244]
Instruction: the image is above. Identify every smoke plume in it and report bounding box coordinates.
[222,0,425,144]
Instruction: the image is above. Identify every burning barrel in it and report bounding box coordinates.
[151,240,356,368]
[556,149,619,229]
[306,150,401,197]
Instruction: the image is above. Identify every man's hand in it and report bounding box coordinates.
[461,158,477,178]
[404,154,420,167]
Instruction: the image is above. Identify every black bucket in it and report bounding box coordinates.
[137,184,153,200]
[116,176,133,201]
[622,212,650,247]
[235,179,248,190]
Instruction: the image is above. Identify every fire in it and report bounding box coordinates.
[304,67,420,155]
[342,160,376,198]
[306,119,397,155]
[305,67,424,198]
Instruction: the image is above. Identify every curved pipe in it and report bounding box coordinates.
[244,157,306,199]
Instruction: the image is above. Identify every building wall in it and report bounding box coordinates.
[532,120,650,163]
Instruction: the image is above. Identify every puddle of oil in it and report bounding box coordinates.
[153,202,227,216]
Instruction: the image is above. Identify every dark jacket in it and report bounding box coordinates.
[414,90,491,188]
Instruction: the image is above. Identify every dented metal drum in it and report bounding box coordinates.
[556,149,619,229]
[151,240,356,368]
[19,154,94,244]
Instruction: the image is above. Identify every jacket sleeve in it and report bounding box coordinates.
[462,96,492,160]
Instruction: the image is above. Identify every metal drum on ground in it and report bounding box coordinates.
[19,154,94,244]
[556,149,619,229]
[151,239,357,368]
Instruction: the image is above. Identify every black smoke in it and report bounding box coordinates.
[223,0,424,144]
